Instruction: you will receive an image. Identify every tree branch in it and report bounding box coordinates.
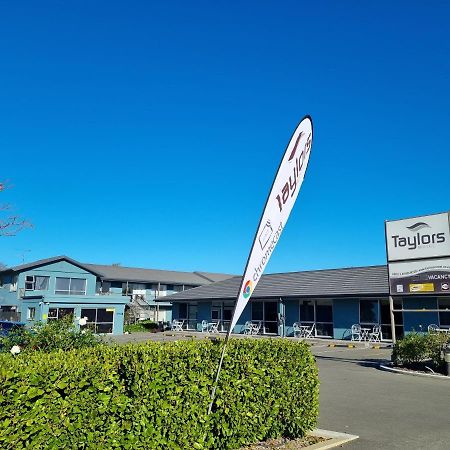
[0,216,33,236]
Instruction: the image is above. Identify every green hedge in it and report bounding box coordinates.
[124,320,160,333]
[392,332,450,371]
[0,339,318,450]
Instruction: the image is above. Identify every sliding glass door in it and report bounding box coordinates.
[359,299,404,340]
[299,299,333,337]
[251,301,278,334]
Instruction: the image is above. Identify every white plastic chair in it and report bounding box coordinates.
[201,320,209,333]
[243,321,253,335]
[171,319,184,332]
[428,324,439,333]
[351,324,362,342]
[369,325,382,342]
[252,321,262,335]
[303,323,315,339]
[293,322,301,338]
[209,321,220,333]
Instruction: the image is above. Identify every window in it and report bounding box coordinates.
[48,307,75,321]
[300,300,315,322]
[25,276,34,290]
[360,300,378,324]
[0,306,20,321]
[27,307,36,320]
[10,276,18,292]
[209,302,233,332]
[439,297,450,327]
[55,278,87,295]
[359,299,404,340]
[80,308,114,334]
[251,302,263,321]
[299,299,333,337]
[96,281,111,294]
[251,301,278,334]
[211,302,221,321]
[179,303,187,319]
[177,303,197,330]
[122,282,146,296]
[380,298,403,340]
[187,304,197,329]
[25,275,50,291]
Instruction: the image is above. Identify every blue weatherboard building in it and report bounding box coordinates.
[163,265,450,340]
[0,256,234,335]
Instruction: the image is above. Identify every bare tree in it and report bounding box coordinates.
[0,181,32,236]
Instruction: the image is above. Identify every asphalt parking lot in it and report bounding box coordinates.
[312,344,450,449]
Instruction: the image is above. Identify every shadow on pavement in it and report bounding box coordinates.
[314,354,391,368]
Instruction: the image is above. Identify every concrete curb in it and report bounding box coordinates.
[379,364,450,380]
[308,429,359,449]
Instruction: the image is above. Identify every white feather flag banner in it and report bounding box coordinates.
[229,116,313,332]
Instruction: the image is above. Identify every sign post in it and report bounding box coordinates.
[208,116,313,414]
[389,295,396,344]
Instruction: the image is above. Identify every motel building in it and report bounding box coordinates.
[164,212,450,341]
[0,256,233,335]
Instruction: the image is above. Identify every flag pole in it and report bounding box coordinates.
[207,272,248,415]
[207,330,231,414]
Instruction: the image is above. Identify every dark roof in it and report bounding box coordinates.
[193,271,237,283]
[3,256,102,276]
[84,263,234,285]
[162,265,390,301]
[0,256,235,286]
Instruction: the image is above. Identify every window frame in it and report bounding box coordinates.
[27,307,36,321]
[25,275,50,291]
[80,307,115,334]
[47,307,75,321]
[438,297,450,327]
[358,298,404,341]
[55,277,87,296]
[299,299,334,338]
[251,300,279,335]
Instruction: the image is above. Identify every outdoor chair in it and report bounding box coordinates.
[351,324,362,341]
[243,321,253,335]
[201,320,209,333]
[171,319,184,332]
[208,320,220,333]
[428,324,439,333]
[368,325,382,342]
[293,322,301,338]
[252,321,262,335]
[303,323,315,339]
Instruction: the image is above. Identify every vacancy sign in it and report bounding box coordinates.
[229,116,313,332]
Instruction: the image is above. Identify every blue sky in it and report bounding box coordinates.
[1,1,449,274]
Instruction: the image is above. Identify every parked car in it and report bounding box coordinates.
[0,320,26,336]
